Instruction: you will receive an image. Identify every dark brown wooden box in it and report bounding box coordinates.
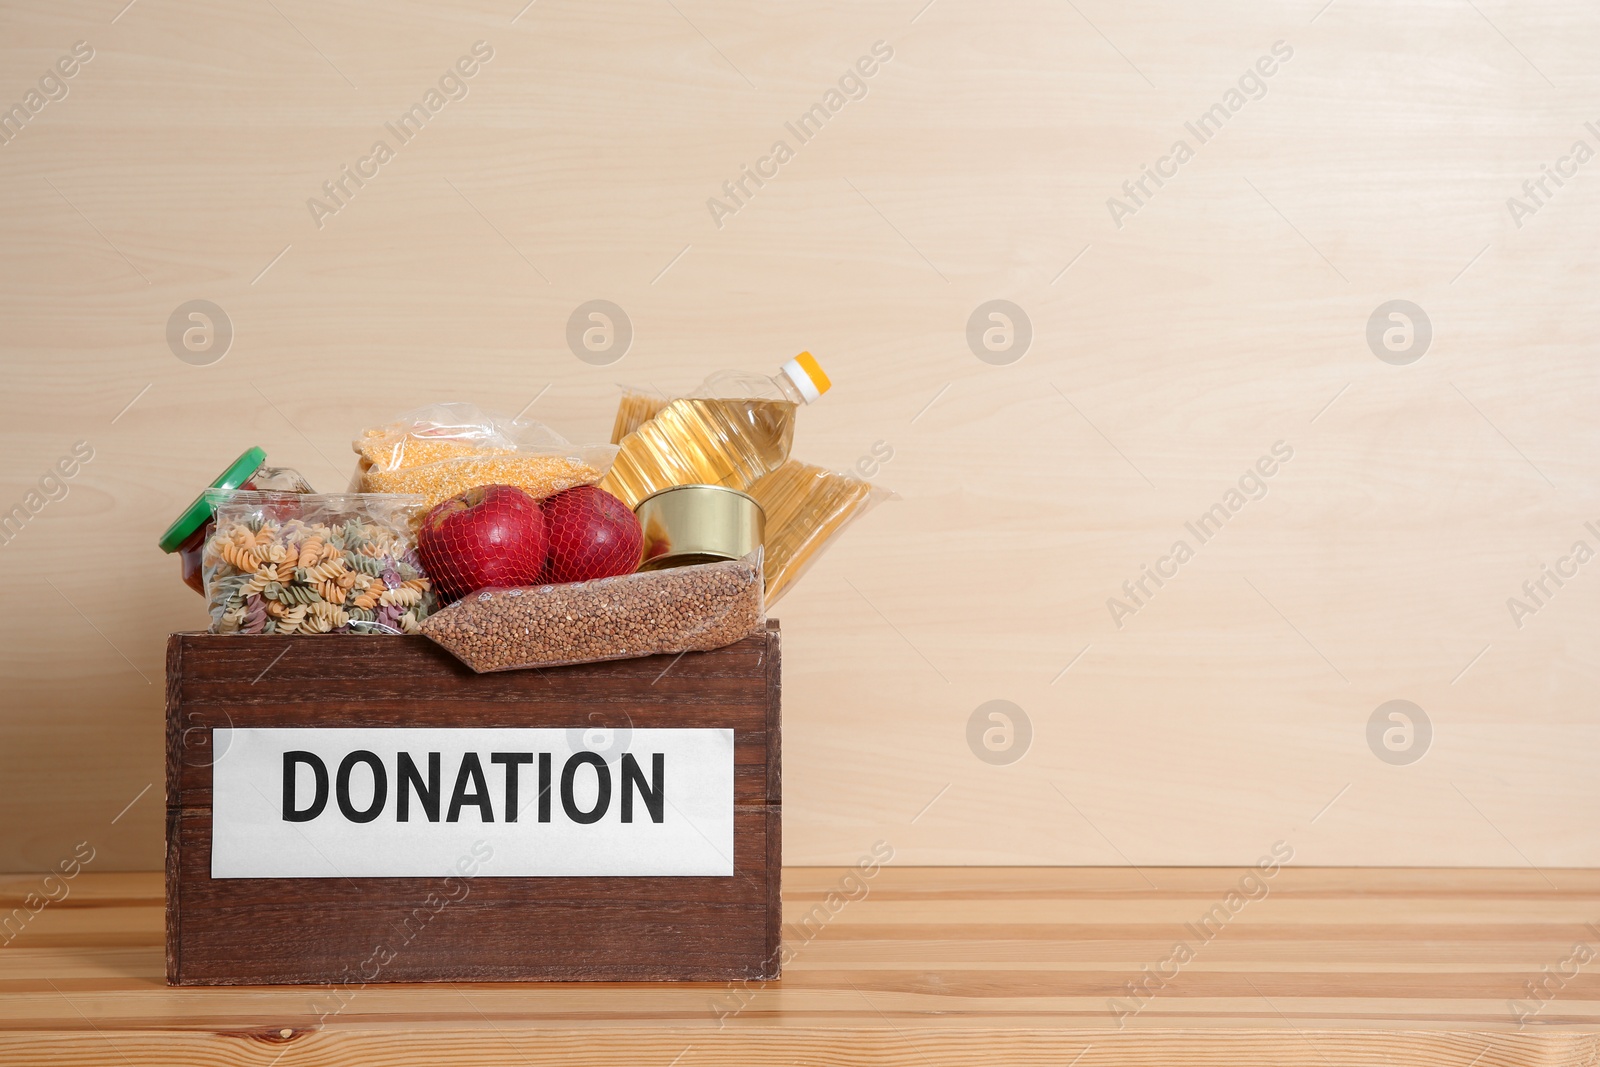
[165,623,780,985]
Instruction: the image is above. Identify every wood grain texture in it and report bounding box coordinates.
[1,0,1598,871]
[3,868,1600,1065]
[165,628,781,984]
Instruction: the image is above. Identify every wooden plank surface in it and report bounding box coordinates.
[2,868,1599,1064]
[2,0,1600,872]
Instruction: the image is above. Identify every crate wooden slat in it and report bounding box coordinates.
[163,624,781,985]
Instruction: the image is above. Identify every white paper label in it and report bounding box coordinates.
[209,728,734,878]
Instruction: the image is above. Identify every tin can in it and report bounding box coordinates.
[634,484,765,570]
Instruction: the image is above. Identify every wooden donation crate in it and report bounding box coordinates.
[164,623,780,985]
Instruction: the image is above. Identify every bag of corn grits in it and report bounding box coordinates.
[351,402,618,509]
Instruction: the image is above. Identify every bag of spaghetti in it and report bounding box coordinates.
[747,460,893,603]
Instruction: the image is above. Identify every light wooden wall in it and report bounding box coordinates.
[1,0,1596,871]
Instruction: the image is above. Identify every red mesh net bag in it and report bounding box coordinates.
[418,484,642,603]
[417,484,549,602]
[540,486,643,584]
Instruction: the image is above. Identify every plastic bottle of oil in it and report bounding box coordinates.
[600,353,830,508]
[694,351,831,405]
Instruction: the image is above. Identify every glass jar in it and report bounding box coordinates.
[158,447,313,594]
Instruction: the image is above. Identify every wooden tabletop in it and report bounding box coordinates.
[2,868,1597,1065]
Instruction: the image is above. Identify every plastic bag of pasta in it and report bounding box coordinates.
[352,402,618,508]
[746,460,893,604]
[609,389,671,443]
[203,492,436,635]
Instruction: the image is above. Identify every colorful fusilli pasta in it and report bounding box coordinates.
[204,494,434,636]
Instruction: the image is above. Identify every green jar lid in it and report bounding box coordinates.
[157,447,267,553]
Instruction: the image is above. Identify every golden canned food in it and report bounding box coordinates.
[634,484,765,571]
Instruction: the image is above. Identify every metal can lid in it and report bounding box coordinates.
[633,482,765,513]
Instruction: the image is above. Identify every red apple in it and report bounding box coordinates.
[541,485,642,583]
[418,484,548,601]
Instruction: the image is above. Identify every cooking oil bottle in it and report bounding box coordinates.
[609,353,831,444]
[599,353,831,508]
